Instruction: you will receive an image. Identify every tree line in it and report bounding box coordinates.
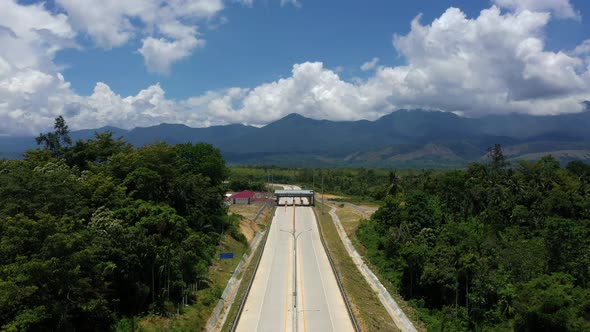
[357,145,590,330]
[0,117,236,330]
[229,166,395,199]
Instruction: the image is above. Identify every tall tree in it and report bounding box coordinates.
[35,116,72,159]
[487,143,509,172]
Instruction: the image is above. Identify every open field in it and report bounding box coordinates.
[229,203,263,220]
[334,204,371,236]
[238,216,259,244]
[320,193,346,200]
[229,203,273,244]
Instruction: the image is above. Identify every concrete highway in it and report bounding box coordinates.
[235,193,354,332]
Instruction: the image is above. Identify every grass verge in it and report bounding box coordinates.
[314,202,399,332]
[324,201,426,332]
[228,203,262,220]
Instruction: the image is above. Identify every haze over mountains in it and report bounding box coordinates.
[3,108,590,168]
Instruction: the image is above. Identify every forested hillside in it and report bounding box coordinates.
[0,117,232,330]
[3,109,590,168]
[357,145,590,330]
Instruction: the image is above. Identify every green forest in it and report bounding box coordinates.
[357,145,590,330]
[3,117,590,331]
[0,117,237,330]
[229,166,398,200]
[230,155,590,330]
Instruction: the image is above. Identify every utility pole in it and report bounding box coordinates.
[321,171,325,211]
[293,199,296,234]
[292,199,297,332]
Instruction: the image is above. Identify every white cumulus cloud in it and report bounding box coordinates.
[384,6,589,114]
[361,57,380,71]
[573,40,590,56]
[493,0,580,19]
[139,21,206,74]
[1,1,590,137]
[0,1,77,136]
[139,36,204,74]
[55,0,223,72]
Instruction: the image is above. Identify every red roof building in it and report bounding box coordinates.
[229,190,256,204]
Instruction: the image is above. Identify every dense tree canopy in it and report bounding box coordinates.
[357,147,590,330]
[229,166,393,200]
[0,119,233,330]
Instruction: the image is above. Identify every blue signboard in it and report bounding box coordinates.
[219,252,234,260]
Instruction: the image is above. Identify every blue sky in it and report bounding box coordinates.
[53,0,590,98]
[1,0,590,135]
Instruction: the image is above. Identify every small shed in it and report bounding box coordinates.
[230,190,256,205]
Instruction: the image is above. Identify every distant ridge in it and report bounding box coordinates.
[2,109,590,168]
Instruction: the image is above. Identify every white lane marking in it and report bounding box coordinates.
[309,208,337,332]
[252,218,279,332]
[297,234,307,332]
[284,236,292,331]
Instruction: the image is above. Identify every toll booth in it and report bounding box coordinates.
[274,190,315,206]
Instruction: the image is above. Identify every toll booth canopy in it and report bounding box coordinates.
[274,190,315,206]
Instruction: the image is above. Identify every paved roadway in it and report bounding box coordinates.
[236,192,354,332]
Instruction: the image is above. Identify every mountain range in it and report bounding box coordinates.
[2,108,590,168]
